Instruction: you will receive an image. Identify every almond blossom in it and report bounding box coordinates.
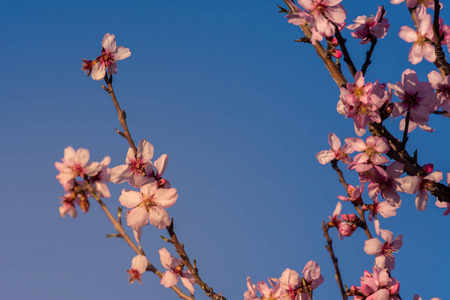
[110,139,155,188]
[414,167,443,212]
[337,72,387,136]
[347,6,390,44]
[55,146,101,188]
[294,0,347,45]
[398,10,435,64]
[367,200,398,235]
[127,254,148,284]
[159,247,196,294]
[364,229,403,271]
[316,132,353,165]
[390,69,437,129]
[119,181,178,230]
[346,136,390,180]
[350,266,400,300]
[428,70,450,112]
[88,33,131,80]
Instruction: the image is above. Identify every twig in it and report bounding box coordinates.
[166,220,226,300]
[401,108,411,150]
[432,0,450,77]
[333,24,357,78]
[330,160,373,239]
[322,221,348,300]
[103,75,137,154]
[283,0,347,87]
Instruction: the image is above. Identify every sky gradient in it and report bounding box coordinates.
[1,1,450,299]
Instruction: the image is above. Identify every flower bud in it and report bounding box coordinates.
[422,163,433,175]
[389,283,400,295]
[80,199,90,213]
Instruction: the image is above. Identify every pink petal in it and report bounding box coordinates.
[154,154,169,177]
[160,270,179,288]
[180,272,195,294]
[138,139,154,163]
[316,150,335,164]
[154,188,178,208]
[148,206,171,229]
[131,254,148,274]
[398,26,417,43]
[126,207,149,230]
[119,189,142,208]
[101,33,116,52]
[114,46,131,60]
[364,238,383,255]
[110,164,132,184]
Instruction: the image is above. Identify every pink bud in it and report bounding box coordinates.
[389,283,400,295]
[157,178,166,187]
[341,213,358,222]
[423,164,434,175]
[338,223,355,237]
[331,49,342,58]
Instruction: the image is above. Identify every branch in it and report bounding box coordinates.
[283,0,347,88]
[166,220,226,300]
[103,75,137,154]
[330,160,373,239]
[432,0,450,77]
[333,24,357,78]
[322,221,348,300]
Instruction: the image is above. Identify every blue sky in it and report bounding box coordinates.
[1,1,450,299]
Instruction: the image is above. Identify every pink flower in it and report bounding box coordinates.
[119,181,178,230]
[428,70,450,112]
[295,0,347,45]
[90,33,131,80]
[90,156,112,198]
[302,261,324,290]
[338,183,363,202]
[352,266,400,299]
[347,6,390,44]
[59,192,81,218]
[346,136,390,179]
[110,139,155,188]
[159,248,195,294]
[278,268,301,299]
[243,277,259,300]
[55,146,101,188]
[415,170,443,211]
[364,229,403,271]
[316,132,353,164]
[368,200,398,235]
[368,162,405,206]
[398,11,435,64]
[337,72,387,136]
[390,69,437,128]
[127,254,148,284]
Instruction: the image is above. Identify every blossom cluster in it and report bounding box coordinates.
[244,261,323,300]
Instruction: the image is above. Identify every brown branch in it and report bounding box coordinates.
[432,0,450,77]
[103,75,137,154]
[88,187,193,300]
[166,220,226,300]
[322,221,348,300]
[333,24,357,78]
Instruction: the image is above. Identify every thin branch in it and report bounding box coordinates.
[166,220,226,300]
[432,0,450,77]
[401,108,411,150]
[103,75,137,154]
[330,160,373,239]
[322,221,348,300]
[333,24,357,78]
[283,0,347,87]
